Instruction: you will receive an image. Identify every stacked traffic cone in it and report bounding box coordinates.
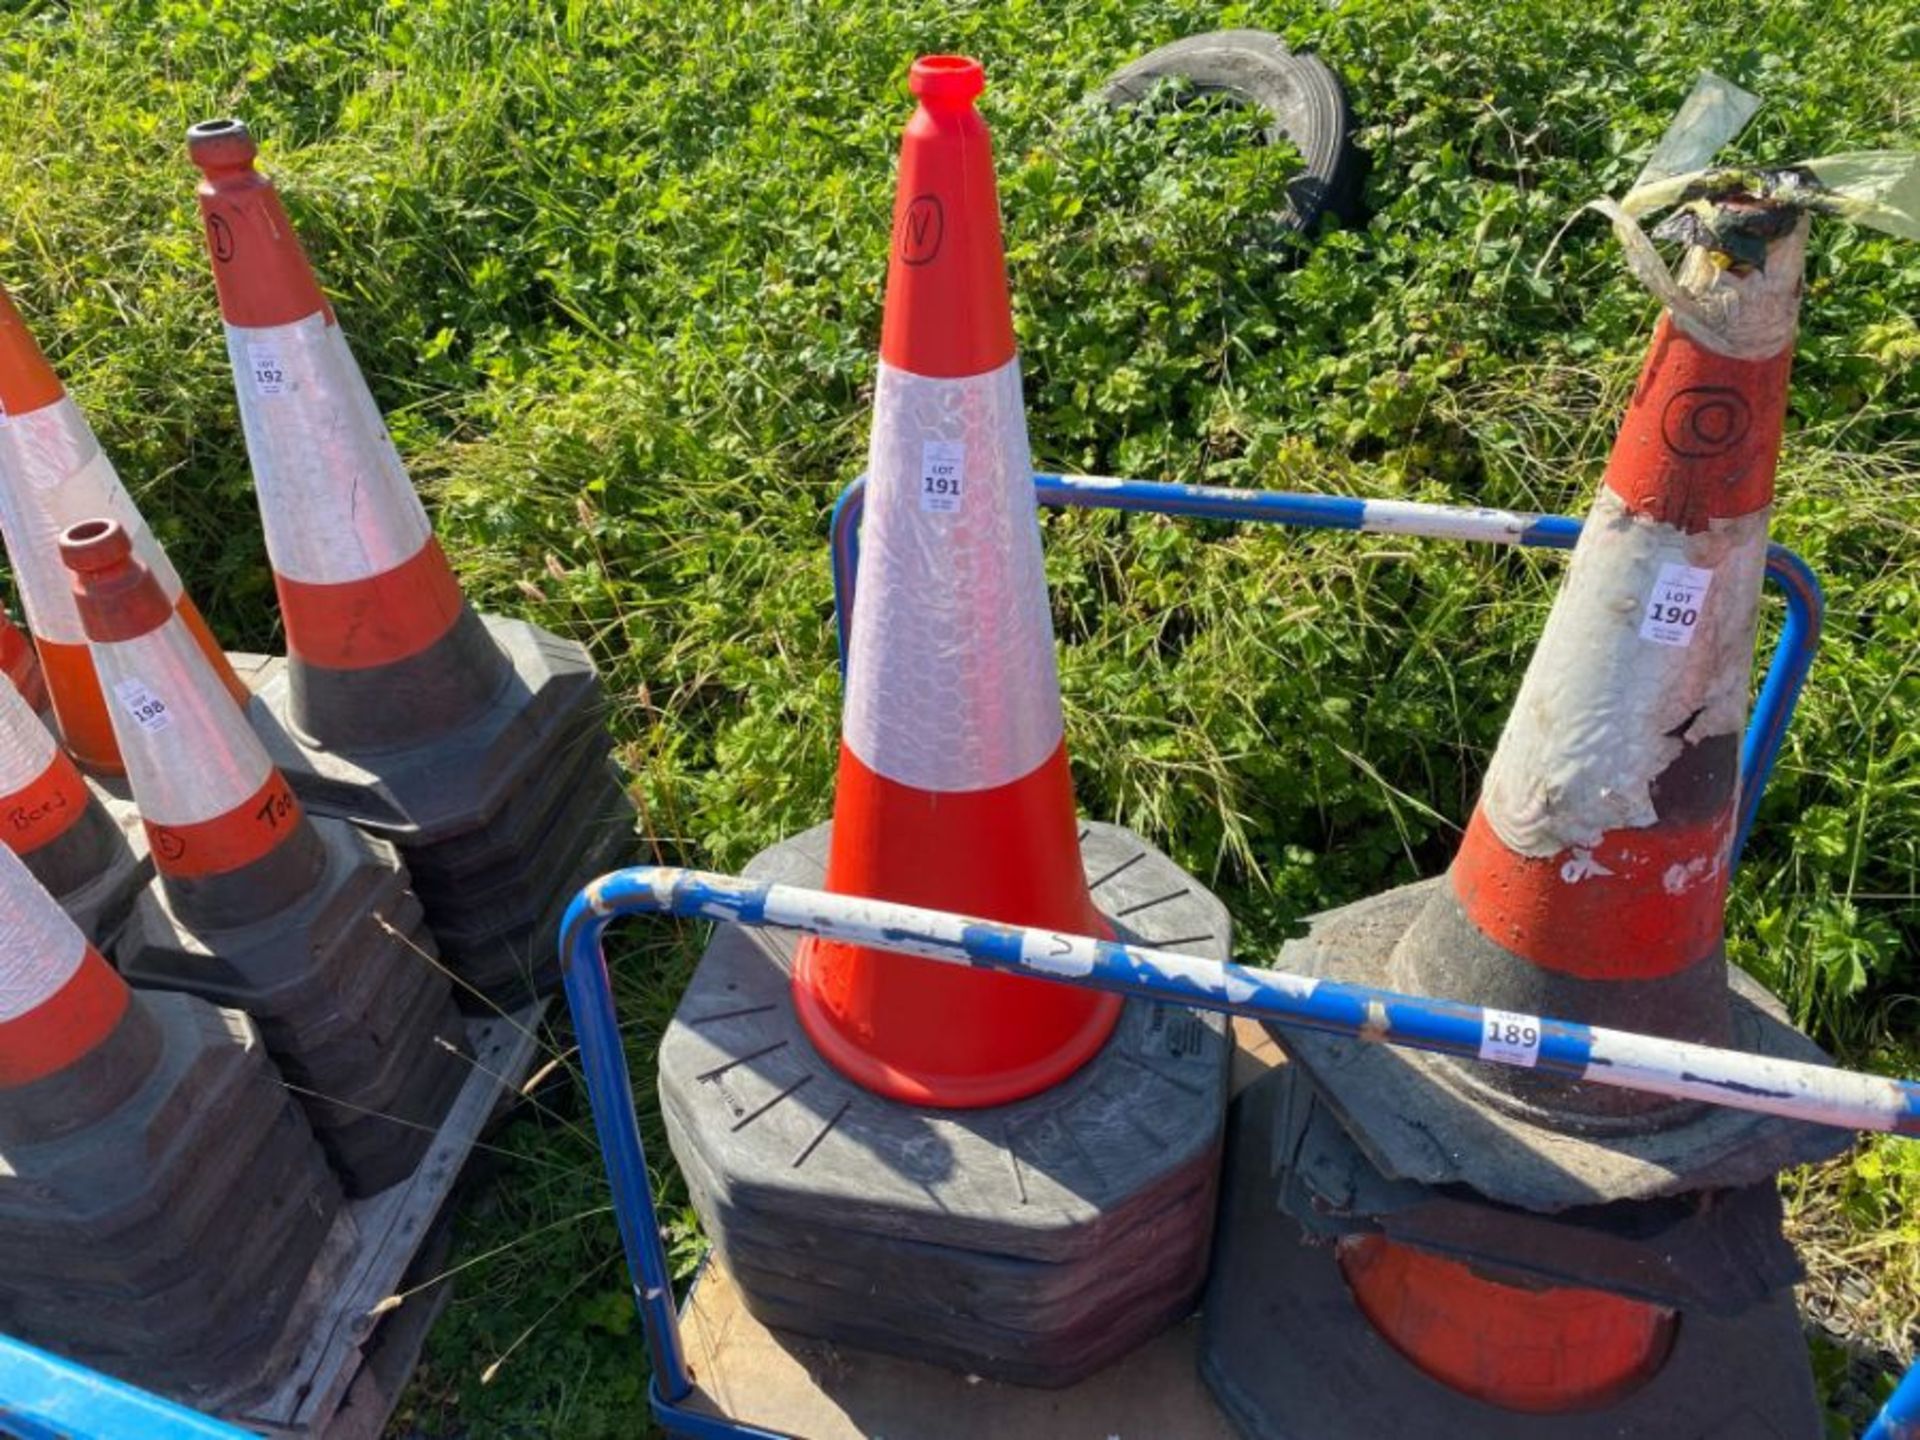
[0,665,148,947]
[0,282,243,774]
[186,119,635,1003]
[63,518,469,1196]
[1204,203,1850,1436]
[0,605,48,713]
[0,840,341,1396]
[661,56,1233,1387]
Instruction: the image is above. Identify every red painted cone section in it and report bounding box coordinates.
[1337,1235,1677,1415]
[0,282,243,774]
[793,57,1119,1109]
[0,606,47,713]
[0,841,128,1088]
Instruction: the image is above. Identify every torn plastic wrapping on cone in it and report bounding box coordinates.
[1555,72,1918,356]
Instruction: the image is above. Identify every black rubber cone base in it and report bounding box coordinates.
[240,618,638,1002]
[1270,878,1850,1210]
[0,994,341,1397]
[660,822,1232,1388]
[1200,1069,1823,1440]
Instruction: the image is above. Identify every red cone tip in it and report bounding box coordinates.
[188,117,331,329]
[185,117,258,174]
[59,520,173,642]
[909,55,986,104]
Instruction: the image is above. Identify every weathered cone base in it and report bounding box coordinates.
[41,779,152,951]
[1200,1068,1823,1440]
[1269,878,1849,1209]
[661,822,1231,1387]
[1262,1058,1801,1314]
[0,993,341,1396]
[240,616,638,1002]
[112,815,469,1196]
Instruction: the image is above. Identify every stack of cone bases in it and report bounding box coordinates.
[660,56,1233,1389]
[0,605,48,714]
[0,661,148,946]
[62,518,469,1196]
[186,119,634,1004]
[0,839,341,1395]
[0,282,243,775]
[1202,207,1848,1437]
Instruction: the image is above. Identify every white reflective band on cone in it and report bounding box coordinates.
[0,398,186,645]
[0,678,57,792]
[1480,493,1770,857]
[224,315,433,584]
[843,357,1065,793]
[90,618,272,828]
[0,842,85,1021]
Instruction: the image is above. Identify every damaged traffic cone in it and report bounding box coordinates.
[0,605,48,714]
[186,118,634,1003]
[1203,197,1847,1438]
[793,55,1119,1109]
[0,282,243,774]
[0,669,148,947]
[0,841,341,1393]
[62,518,469,1196]
[659,57,1233,1389]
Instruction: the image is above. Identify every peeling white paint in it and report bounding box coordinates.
[1479,493,1768,857]
[1559,848,1617,883]
[1662,854,1719,895]
[1669,215,1809,360]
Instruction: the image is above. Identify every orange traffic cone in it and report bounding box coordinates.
[186,119,635,1001]
[1392,209,1811,1075]
[62,518,467,1195]
[0,283,243,774]
[792,56,1118,1109]
[0,605,48,713]
[1202,205,1840,1438]
[0,838,341,1393]
[0,665,147,947]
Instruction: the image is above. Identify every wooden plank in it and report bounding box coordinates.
[210,1001,549,1438]
[679,1261,1238,1440]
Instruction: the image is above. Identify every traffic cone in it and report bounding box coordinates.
[1202,205,1843,1437]
[0,604,48,713]
[660,58,1233,1387]
[187,118,634,1002]
[62,517,469,1196]
[0,664,148,947]
[0,281,244,774]
[791,55,1119,1109]
[0,840,341,1394]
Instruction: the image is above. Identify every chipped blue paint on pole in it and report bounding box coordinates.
[571,868,1920,1140]
[828,473,1823,864]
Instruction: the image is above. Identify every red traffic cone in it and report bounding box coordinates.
[186,119,494,742]
[0,605,47,714]
[792,56,1119,1109]
[61,518,468,1195]
[0,667,147,947]
[1392,210,1811,1076]
[186,119,635,1001]
[0,283,244,774]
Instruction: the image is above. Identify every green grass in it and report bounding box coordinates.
[0,0,1916,1434]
